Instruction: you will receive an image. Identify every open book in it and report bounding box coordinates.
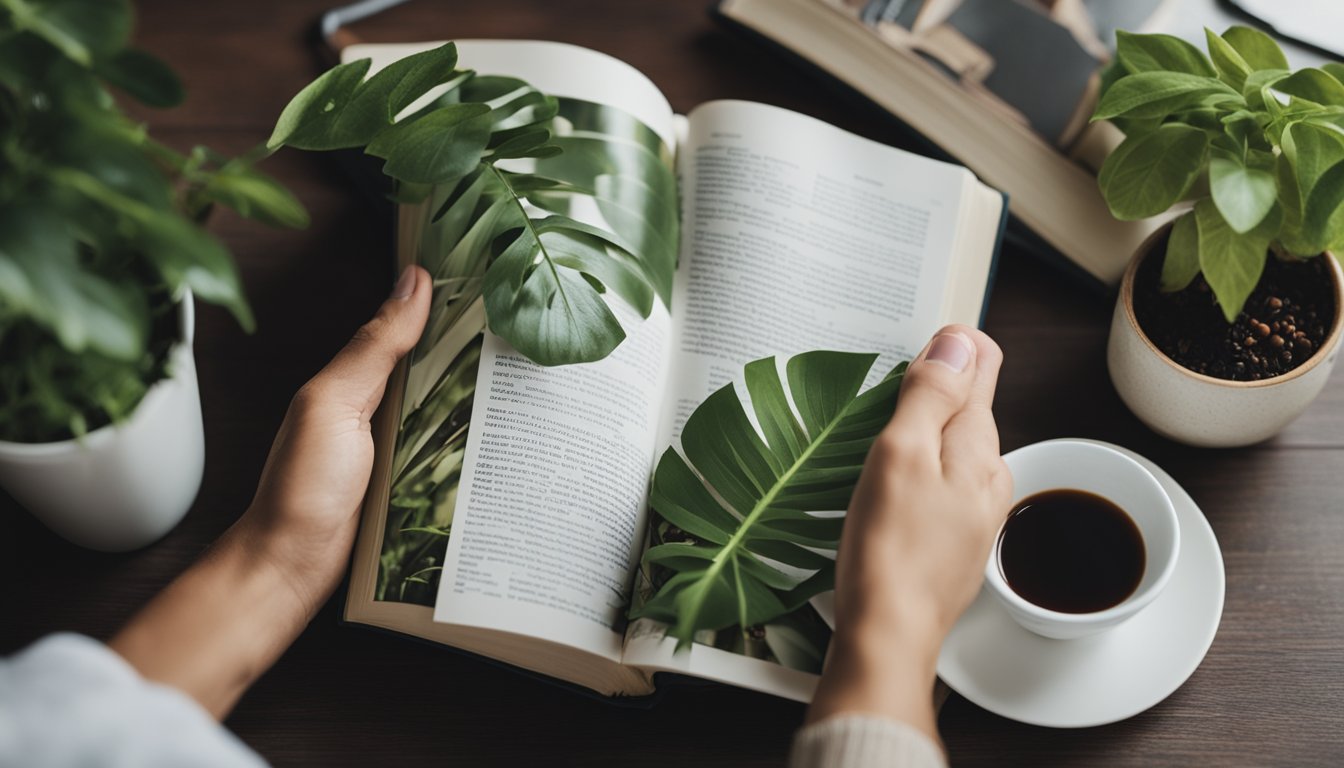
[714,0,1177,285]
[345,39,1006,701]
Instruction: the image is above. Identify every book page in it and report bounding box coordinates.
[345,40,677,150]
[661,99,976,438]
[344,40,680,664]
[624,99,988,697]
[433,302,671,660]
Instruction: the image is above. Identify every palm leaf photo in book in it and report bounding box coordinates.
[632,352,906,648]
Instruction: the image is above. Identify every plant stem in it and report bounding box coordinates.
[487,163,571,313]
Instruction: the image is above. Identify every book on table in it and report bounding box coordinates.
[344,39,1007,701]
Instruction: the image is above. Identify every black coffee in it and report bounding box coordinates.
[998,489,1146,614]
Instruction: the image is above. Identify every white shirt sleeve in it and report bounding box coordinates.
[789,715,948,768]
[0,633,266,768]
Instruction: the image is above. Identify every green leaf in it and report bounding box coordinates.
[1,0,131,65]
[1242,68,1289,111]
[334,43,463,145]
[1097,60,1158,135]
[268,44,467,151]
[398,526,452,537]
[1322,63,1344,86]
[541,228,654,317]
[1301,160,1344,254]
[266,58,371,150]
[1272,68,1344,107]
[481,209,629,366]
[136,209,255,332]
[1277,152,1313,256]
[1115,31,1215,76]
[202,165,310,228]
[1206,28,1251,90]
[1279,122,1344,253]
[385,43,461,117]
[532,133,678,304]
[0,203,148,360]
[47,165,255,331]
[1283,122,1344,193]
[1161,210,1201,292]
[631,353,906,647]
[1092,71,1240,121]
[763,614,828,673]
[1210,155,1278,233]
[1098,124,1208,219]
[1221,26,1289,71]
[463,76,558,135]
[1195,198,1278,321]
[366,103,493,185]
[1221,110,1264,153]
[52,123,173,209]
[96,48,183,107]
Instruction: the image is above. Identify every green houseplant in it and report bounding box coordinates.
[0,0,305,549]
[1096,27,1344,447]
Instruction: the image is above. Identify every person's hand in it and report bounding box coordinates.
[806,324,1011,744]
[112,265,430,718]
[242,264,431,616]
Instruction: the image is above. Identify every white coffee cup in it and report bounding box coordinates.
[986,440,1181,640]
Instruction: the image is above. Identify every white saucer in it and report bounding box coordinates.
[935,438,1225,728]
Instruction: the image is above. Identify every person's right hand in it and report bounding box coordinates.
[805,324,1011,745]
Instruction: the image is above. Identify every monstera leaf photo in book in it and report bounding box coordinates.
[378,91,678,607]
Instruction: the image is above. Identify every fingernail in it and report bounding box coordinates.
[390,266,416,299]
[926,332,974,372]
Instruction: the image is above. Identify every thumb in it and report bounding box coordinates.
[310,265,431,417]
[881,325,979,454]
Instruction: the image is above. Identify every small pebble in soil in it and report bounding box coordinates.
[1133,240,1336,381]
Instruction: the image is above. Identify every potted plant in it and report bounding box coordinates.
[0,0,306,550]
[1095,27,1344,447]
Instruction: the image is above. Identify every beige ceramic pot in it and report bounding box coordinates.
[1108,226,1344,448]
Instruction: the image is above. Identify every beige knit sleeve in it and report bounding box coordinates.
[788,715,948,768]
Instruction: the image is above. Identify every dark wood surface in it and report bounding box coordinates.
[3,1,1342,765]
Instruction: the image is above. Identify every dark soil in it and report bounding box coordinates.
[1132,235,1336,381]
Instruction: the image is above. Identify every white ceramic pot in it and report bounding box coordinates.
[1108,228,1344,448]
[0,292,205,551]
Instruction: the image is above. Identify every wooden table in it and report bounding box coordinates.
[3,1,1342,765]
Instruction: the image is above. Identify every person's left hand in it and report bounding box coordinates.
[241,264,431,616]
[112,265,431,718]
